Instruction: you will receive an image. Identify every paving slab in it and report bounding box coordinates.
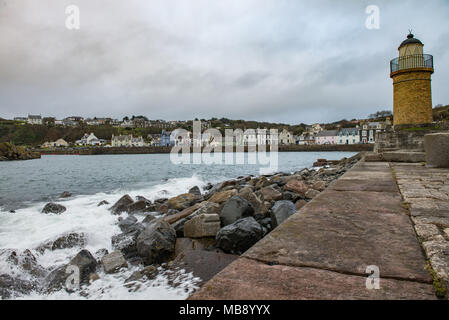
[189,258,436,300]
[243,205,431,283]
[329,178,399,193]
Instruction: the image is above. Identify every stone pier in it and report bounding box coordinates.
[189,159,445,300]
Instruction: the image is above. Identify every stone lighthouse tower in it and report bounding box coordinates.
[390,33,434,125]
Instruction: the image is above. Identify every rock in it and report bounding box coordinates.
[208,189,238,204]
[110,195,134,215]
[189,186,202,196]
[257,217,272,231]
[184,214,221,238]
[125,266,159,284]
[68,250,98,284]
[8,210,15,213]
[89,273,100,284]
[259,186,283,201]
[97,200,109,207]
[216,217,264,255]
[136,196,152,205]
[118,215,138,233]
[6,249,47,278]
[38,232,86,252]
[282,191,301,202]
[270,200,297,228]
[126,200,147,213]
[170,250,239,286]
[0,274,36,299]
[167,193,199,211]
[136,220,176,265]
[204,183,213,190]
[174,238,217,257]
[167,209,179,215]
[112,231,140,259]
[60,191,72,198]
[295,199,307,210]
[255,176,270,190]
[101,251,128,274]
[0,142,41,161]
[284,179,308,196]
[41,203,66,214]
[425,133,449,168]
[312,181,326,191]
[171,203,219,237]
[220,196,254,226]
[142,214,157,224]
[164,202,203,224]
[238,187,269,216]
[305,189,320,200]
[444,228,449,238]
[323,168,339,175]
[44,249,97,293]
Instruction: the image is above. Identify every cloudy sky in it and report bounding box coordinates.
[0,0,448,124]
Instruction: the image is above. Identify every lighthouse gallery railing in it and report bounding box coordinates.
[390,54,433,73]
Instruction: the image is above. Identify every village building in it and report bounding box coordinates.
[111,134,146,147]
[41,138,69,148]
[360,122,388,144]
[337,127,360,145]
[279,129,295,145]
[76,133,103,146]
[27,115,42,125]
[315,130,338,145]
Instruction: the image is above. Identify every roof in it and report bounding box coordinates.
[399,33,423,49]
[338,127,359,134]
[316,130,338,137]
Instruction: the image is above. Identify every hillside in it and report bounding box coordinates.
[433,104,449,121]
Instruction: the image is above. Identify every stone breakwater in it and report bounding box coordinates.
[0,142,40,161]
[0,153,361,299]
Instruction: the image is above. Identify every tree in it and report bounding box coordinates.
[368,110,392,119]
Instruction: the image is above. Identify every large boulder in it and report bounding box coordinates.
[305,189,320,200]
[284,179,308,196]
[126,200,148,213]
[101,251,128,274]
[167,193,199,211]
[189,186,202,196]
[216,217,264,254]
[41,203,66,214]
[111,224,145,259]
[220,196,254,227]
[37,232,86,253]
[0,274,36,299]
[259,186,283,201]
[44,249,97,293]
[238,187,269,216]
[110,195,134,215]
[184,214,221,238]
[171,202,219,237]
[208,189,238,204]
[68,250,98,284]
[136,220,176,265]
[5,249,47,278]
[118,215,138,233]
[270,200,296,228]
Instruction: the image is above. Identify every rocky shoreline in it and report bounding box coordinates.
[0,152,362,299]
[0,142,41,161]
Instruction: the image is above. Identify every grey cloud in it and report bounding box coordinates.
[0,0,448,124]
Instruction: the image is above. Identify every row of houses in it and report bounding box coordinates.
[14,115,190,129]
[300,122,389,145]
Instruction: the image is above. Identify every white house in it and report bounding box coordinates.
[76,133,102,146]
[360,122,388,144]
[337,127,360,145]
[41,138,69,148]
[111,134,146,147]
[27,115,42,125]
[279,129,295,145]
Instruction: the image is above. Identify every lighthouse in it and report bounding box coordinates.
[390,33,434,126]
